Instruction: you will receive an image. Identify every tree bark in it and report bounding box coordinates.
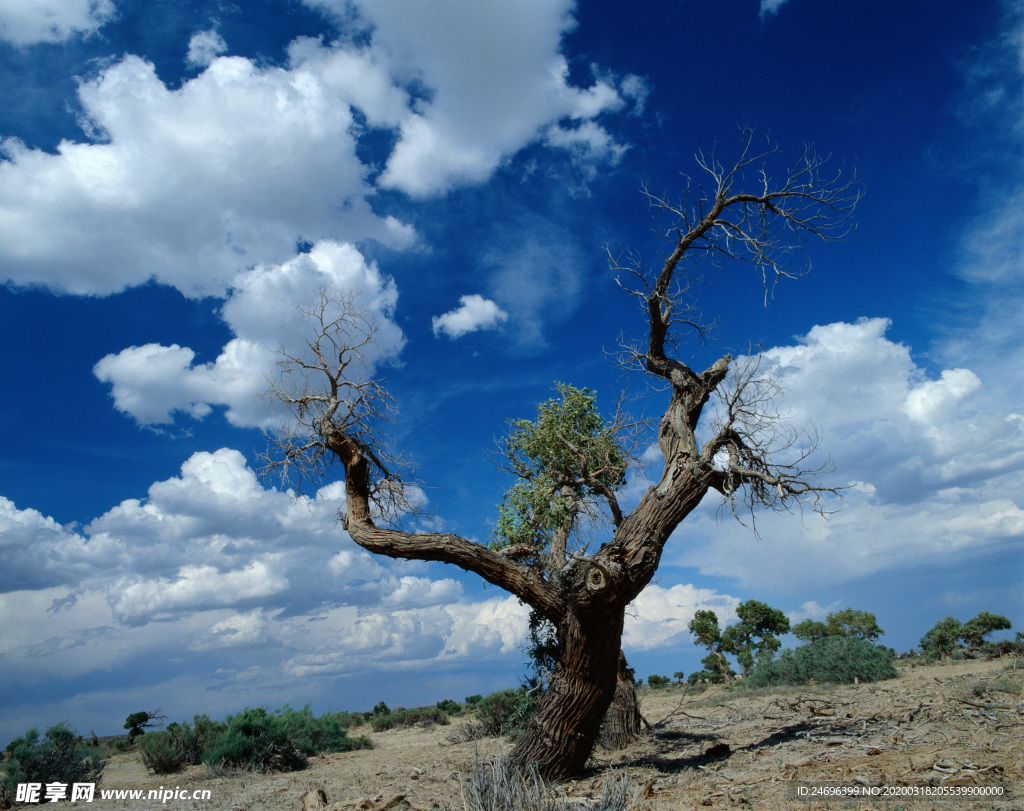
[599,651,644,750]
[508,607,624,780]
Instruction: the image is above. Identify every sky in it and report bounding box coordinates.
[0,0,1022,744]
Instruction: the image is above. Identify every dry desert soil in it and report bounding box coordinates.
[78,657,1022,810]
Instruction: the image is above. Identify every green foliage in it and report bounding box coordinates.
[689,601,789,676]
[745,637,897,687]
[646,674,671,689]
[465,695,483,706]
[372,701,390,717]
[920,616,964,659]
[673,671,686,683]
[199,706,367,773]
[961,611,1012,652]
[370,705,450,732]
[920,612,1013,660]
[474,687,537,739]
[794,608,884,643]
[491,383,626,566]
[791,619,828,643]
[722,599,790,674]
[436,699,462,716]
[2,724,104,800]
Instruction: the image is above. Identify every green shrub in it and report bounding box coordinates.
[465,695,483,706]
[746,637,897,688]
[2,724,104,801]
[371,705,450,732]
[647,674,671,689]
[199,705,368,773]
[474,687,537,739]
[138,715,228,774]
[437,699,462,715]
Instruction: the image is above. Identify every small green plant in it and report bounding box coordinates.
[2,724,105,801]
[746,637,897,687]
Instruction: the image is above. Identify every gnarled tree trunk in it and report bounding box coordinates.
[508,607,624,779]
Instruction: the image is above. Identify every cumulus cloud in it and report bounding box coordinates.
[0,49,414,297]
[94,241,404,427]
[0,0,114,46]
[669,318,1024,592]
[304,0,631,197]
[432,294,508,339]
[624,584,740,652]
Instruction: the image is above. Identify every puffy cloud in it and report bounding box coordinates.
[0,49,413,297]
[432,294,508,339]
[305,0,630,197]
[94,241,404,427]
[624,584,740,652]
[0,0,114,46]
[670,319,1024,592]
[186,29,228,68]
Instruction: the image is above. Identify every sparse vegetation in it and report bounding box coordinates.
[473,687,537,739]
[370,705,450,732]
[460,750,628,811]
[646,674,671,689]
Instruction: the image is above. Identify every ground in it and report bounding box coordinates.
[77,657,1022,810]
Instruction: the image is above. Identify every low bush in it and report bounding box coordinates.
[746,637,897,688]
[1,724,104,803]
[371,705,451,732]
[436,699,462,715]
[474,688,537,739]
[138,714,229,774]
[647,674,671,689]
[201,706,369,772]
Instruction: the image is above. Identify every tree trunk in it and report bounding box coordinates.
[509,608,623,781]
[599,651,644,750]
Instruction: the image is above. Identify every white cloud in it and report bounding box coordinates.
[186,29,228,68]
[0,49,413,298]
[0,0,114,46]
[432,294,508,339]
[669,318,1024,592]
[305,0,630,197]
[94,241,404,427]
[624,584,740,652]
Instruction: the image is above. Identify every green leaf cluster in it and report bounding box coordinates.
[491,383,625,562]
[792,608,884,643]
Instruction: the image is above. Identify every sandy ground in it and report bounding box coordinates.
[71,657,1022,810]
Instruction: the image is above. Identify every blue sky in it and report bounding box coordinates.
[1,0,1022,743]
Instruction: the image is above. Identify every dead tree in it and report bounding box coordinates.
[262,129,860,780]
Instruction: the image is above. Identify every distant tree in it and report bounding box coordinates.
[688,610,733,681]
[921,612,1013,660]
[123,710,165,744]
[721,600,790,674]
[263,129,859,779]
[794,608,883,643]
[960,611,1012,654]
[826,608,884,641]
[920,617,965,659]
[673,671,686,684]
[647,674,671,689]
